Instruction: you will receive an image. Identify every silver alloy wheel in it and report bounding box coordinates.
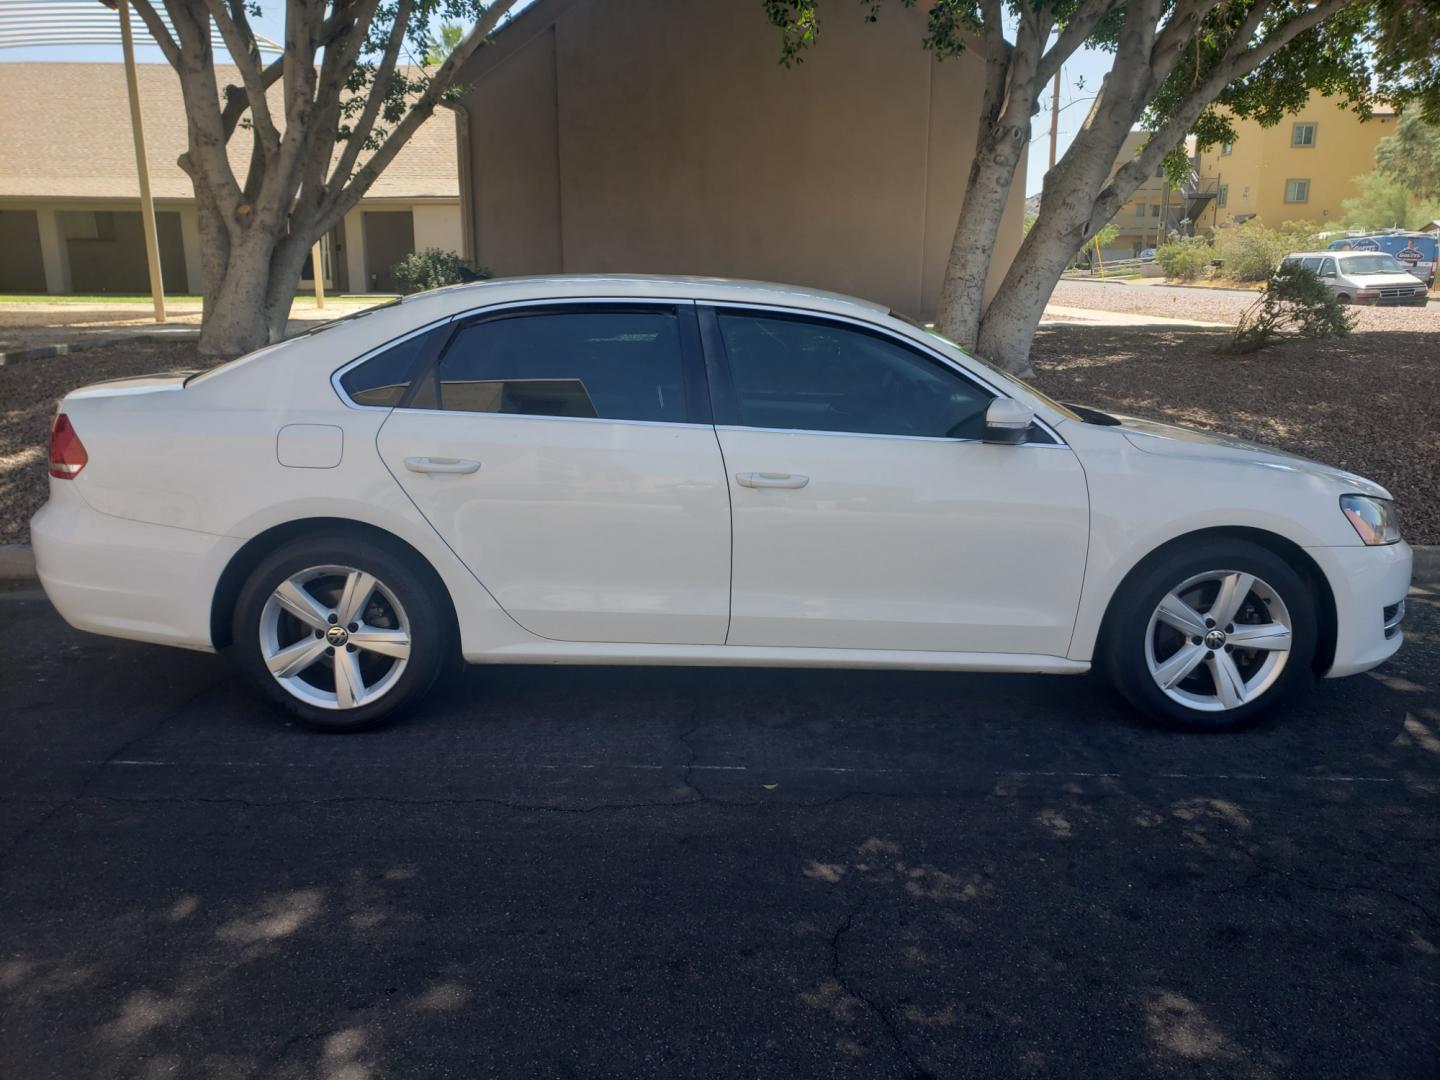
[1144,569,1293,713]
[258,565,412,710]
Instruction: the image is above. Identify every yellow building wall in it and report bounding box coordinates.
[1196,96,1397,230]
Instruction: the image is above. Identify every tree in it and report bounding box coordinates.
[423,20,467,64]
[129,0,520,354]
[1374,112,1440,201]
[767,0,1440,373]
[1341,171,1440,230]
[766,0,1127,354]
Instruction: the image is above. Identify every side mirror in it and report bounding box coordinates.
[983,398,1035,445]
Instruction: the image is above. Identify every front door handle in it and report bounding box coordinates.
[736,471,810,489]
[404,456,481,475]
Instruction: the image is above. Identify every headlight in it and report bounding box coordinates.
[1340,495,1401,545]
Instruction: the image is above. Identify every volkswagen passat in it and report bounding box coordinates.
[32,276,1411,732]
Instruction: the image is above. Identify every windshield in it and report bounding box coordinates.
[1340,254,1410,276]
[890,313,1084,423]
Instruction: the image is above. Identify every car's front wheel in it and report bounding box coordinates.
[232,535,450,732]
[1104,539,1318,731]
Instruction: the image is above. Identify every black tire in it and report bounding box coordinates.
[1102,538,1318,732]
[232,533,451,732]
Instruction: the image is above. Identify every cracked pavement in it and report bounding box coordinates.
[1,572,1437,1079]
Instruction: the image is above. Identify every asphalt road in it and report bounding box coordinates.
[2,573,1437,1080]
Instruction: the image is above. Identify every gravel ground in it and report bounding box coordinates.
[0,343,218,544]
[1030,324,1440,543]
[3,326,1436,546]
[1052,279,1440,331]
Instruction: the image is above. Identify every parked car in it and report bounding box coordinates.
[1327,231,1438,287]
[1138,248,1157,262]
[32,276,1411,733]
[1281,250,1429,306]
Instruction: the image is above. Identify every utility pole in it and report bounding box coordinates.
[108,0,166,323]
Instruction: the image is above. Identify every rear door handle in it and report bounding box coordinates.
[736,471,809,489]
[404,456,481,475]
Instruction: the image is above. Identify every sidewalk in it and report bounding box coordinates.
[1040,303,1232,329]
[0,296,387,360]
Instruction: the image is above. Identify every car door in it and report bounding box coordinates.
[375,301,732,645]
[703,306,1089,657]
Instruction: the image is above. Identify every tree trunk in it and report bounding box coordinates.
[197,235,279,356]
[263,234,314,343]
[934,125,1029,349]
[974,119,1141,374]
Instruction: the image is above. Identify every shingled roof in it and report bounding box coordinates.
[0,62,459,201]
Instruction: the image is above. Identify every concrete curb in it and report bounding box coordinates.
[3,541,1436,585]
[0,329,202,367]
[0,545,36,581]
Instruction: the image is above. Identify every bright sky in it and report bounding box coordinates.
[1,1,1105,197]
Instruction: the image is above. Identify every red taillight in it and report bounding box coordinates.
[49,413,88,479]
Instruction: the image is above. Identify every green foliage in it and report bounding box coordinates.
[422,22,468,66]
[1211,220,1320,283]
[1090,222,1120,253]
[1342,171,1440,230]
[1375,113,1440,200]
[391,249,489,294]
[1156,238,1215,281]
[1228,262,1354,354]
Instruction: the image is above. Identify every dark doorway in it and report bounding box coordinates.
[58,210,188,294]
[0,210,47,292]
[363,211,415,293]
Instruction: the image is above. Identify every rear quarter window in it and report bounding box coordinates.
[338,328,438,407]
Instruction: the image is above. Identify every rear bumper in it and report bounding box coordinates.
[1307,541,1413,678]
[31,484,241,652]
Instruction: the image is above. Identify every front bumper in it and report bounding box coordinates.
[1306,540,1413,678]
[31,483,241,652]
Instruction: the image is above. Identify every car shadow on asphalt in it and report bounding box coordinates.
[2,582,1437,1078]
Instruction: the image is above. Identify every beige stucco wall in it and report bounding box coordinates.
[412,203,464,255]
[458,0,1025,319]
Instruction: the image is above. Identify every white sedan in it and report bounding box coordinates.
[32,276,1410,732]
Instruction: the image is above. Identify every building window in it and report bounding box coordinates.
[1221,142,1233,156]
[1150,203,1161,217]
[1135,202,1147,217]
[1292,122,1317,147]
[1284,178,1310,203]
[1155,164,1166,178]
[1217,185,1228,209]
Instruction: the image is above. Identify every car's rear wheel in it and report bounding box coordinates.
[1103,539,1318,731]
[232,535,450,731]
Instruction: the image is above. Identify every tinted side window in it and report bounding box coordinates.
[339,328,435,407]
[1300,257,1323,273]
[435,310,686,423]
[716,312,992,439]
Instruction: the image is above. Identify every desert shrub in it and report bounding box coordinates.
[1228,262,1355,353]
[1156,237,1214,280]
[391,248,490,294]
[1213,220,1320,282]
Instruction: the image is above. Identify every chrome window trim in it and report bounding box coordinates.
[331,297,699,413]
[712,424,1070,449]
[330,316,458,411]
[332,293,1069,448]
[386,405,712,432]
[701,300,1069,447]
